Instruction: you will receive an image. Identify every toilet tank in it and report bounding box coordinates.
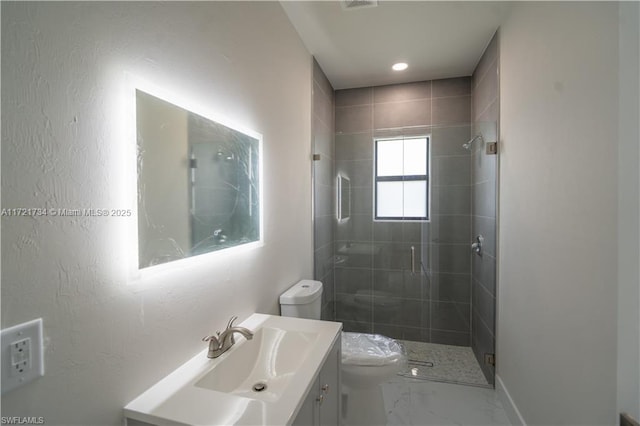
[279,280,323,320]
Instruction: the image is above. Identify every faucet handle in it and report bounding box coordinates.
[226,316,238,329]
[202,334,219,344]
[226,316,238,344]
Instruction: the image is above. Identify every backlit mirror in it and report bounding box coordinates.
[337,175,350,222]
[136,90,261,269]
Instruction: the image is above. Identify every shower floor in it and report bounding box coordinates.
[398,340,489,387]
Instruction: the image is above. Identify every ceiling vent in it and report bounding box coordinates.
[341,0,378,10]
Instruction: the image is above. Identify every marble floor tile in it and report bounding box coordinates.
[381,376,511,426]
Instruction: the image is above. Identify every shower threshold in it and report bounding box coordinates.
[397,340,491,388]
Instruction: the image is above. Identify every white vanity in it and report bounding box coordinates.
[124,314,342,426]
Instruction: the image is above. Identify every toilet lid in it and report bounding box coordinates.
[341,332,406,366]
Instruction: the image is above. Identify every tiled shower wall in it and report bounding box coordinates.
[333,78,474,345]
[471,33,499,385]
[311,59,336,320]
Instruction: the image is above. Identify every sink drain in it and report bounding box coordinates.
[252,382,267,392]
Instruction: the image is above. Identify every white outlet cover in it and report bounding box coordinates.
[1,318,44,394]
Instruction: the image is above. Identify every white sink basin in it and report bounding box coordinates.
[124,314,341,426]
[194,326,319,401]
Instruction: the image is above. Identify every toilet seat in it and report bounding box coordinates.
[341,332,406,366]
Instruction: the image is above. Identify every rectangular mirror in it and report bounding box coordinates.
[337,175,350,222]
[136,89,261,269]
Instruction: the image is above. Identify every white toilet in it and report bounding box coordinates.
[280,280,407,426]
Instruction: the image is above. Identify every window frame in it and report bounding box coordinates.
[373,135,430,222]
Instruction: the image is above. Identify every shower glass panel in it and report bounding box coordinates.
[329,76,498,387]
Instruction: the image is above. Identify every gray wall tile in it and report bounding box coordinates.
[472,253,496,296]
[335,132,373,161]
[432,95,471,126]
[432,155,471,186]
[314,153,333,187]
[373,81,431,103]
[335,159,373,187]
[472,280,495,332]
[314,215,333,249]
[335,292,372,323]
[335,214,372,241]
[314,115,334,160]
[373,221,404,243]
[431,330,471,346]
[473,66,498,122]
[314,183,333,218]
[432,77,471,98]
[342,321,373,334]
[335,241,373,268]
[314,243,334,279]
[373,297,425,328]
[471,311,495,385]
[431,301,471,332]
[431,125,472,157]
[335,267,372,294]
[429,243,471,274]
[430,215,471,244]
[373,242,421,271]
[373,99,431,129]
[402,222,423,243]
[471,138,497,184]
[430,273,471,303]
[472,180,497,218]
[336,105,372,134]
[349,186,373,215]
[313,58,334,102]
[335,87,373,107]
[372,269,424,300]
[472,215,496,257]
[431,185,471,215]
[314,80,334,129]
[472,32,498,92]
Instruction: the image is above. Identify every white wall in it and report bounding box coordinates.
[1,2,312,425]
[498,2,622,424]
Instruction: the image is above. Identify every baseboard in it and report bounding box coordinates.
[496,374,527,426]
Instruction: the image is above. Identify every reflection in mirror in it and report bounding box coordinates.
[337,175,350,222]
[136,90,261,269]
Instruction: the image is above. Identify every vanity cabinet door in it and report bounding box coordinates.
[292,378,320,426]
[292,336,341,426]
[318,338,341,426]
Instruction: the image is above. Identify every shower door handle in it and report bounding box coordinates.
[410,246,417,274]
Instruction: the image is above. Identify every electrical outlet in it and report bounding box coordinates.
[10,338,31,377]
[1,319,44,394]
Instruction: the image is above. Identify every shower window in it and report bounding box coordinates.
[374,136,429,221]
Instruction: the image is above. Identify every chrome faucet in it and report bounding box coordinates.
[202,316,253,358]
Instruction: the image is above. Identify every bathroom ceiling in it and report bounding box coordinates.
[280,1,511,89]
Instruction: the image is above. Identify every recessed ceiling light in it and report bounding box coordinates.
[392,62,408,71]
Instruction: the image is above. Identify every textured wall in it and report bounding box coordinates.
[498,3,619,424]
[1,2,312,425]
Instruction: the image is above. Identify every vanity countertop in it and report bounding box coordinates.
[124,314,342,426]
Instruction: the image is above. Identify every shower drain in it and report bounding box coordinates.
[252,382,267,392]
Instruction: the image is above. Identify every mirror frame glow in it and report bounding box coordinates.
[127,75,263,280]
